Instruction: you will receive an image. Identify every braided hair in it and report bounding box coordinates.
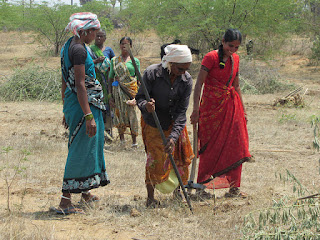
[218,28,242,69]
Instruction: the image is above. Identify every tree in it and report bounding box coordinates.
[80,0,93,5]
[0,2,26,30]
[122,0,300,53]
[80,1,113,31]
[24,3,79,55]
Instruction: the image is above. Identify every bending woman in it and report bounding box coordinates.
[190,29,251,197]
[109,37,140,147]
[136,44,194,207]
[59,13,110,214]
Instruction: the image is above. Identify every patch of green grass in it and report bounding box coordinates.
[0,64,61,101]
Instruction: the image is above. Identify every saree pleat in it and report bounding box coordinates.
[141,118,193,186]
[62,88,110,193]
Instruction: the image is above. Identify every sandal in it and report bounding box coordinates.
[193,190,212,201]
[53,206,85,215]
[225,187,248,198]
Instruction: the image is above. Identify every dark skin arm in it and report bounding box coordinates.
[74,64,97,137]
[232,73,247,121]
[190,66,208,124]
[61,77,68,129]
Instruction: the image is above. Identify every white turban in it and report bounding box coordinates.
[161,44,192,69]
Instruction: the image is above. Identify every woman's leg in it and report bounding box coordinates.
[59,192,72,208]
[118,127,125,143]
[146,184,154,201]
[131,132,137,145]
[81,190,99,202]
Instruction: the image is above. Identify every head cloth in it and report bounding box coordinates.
[161,44,192,69]
[65,12,100,38]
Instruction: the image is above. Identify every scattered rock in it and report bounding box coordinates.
[133,195,142,201]
[130,208,141,217]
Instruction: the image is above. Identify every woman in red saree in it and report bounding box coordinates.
[190,29,251,197]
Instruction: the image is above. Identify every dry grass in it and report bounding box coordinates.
[0,31,320,240]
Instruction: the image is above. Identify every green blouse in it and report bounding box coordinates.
[108,57,140,78]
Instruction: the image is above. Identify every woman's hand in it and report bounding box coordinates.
[190,109,199,124]
[164,138,175,154]
[86,118,97,137]
[97,56,105,63]
[145,98,155,113]
[93,56,105,64]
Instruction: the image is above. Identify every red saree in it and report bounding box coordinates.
[197,50,251,189]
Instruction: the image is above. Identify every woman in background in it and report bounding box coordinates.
[190,28,251,198]
[90,30,115,143]
[109,37,140,147]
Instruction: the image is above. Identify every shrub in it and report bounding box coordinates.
[0,65,61,102]
[310,36,320,65]
[240,59,295,94]
[241,170,320,239]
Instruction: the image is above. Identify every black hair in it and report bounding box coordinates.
[98,29,106,36]
[160,39,181,59]
[120,36,132,47]
[218,28,242,69]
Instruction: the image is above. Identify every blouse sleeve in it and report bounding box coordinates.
[201,51,215,70]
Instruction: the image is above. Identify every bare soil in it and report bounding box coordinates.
[0,31,319,240]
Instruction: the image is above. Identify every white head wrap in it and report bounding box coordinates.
[65,12,100,38]
[161,44,192,69]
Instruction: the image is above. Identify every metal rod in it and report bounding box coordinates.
[126,45,193,213]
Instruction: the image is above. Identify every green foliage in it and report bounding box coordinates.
[1,146,31,212]
[241,170,320,239]
[279,113,297,123]
[311,36,320,64]
[122,0,300,53]
[0,64,61,102]
[23,3,80,56]
[0,2,25,30]
[80,0,113,32]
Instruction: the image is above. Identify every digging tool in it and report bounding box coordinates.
[185,123,206,193]
[126,44,193,213]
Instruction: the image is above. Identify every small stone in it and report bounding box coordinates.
[130,208,141,217]
[133,195,142,201]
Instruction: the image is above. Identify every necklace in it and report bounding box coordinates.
[121,55,129,62]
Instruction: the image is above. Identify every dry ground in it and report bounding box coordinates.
[0,31,320,240]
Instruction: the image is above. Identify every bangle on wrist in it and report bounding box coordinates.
[84,112,94,121]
